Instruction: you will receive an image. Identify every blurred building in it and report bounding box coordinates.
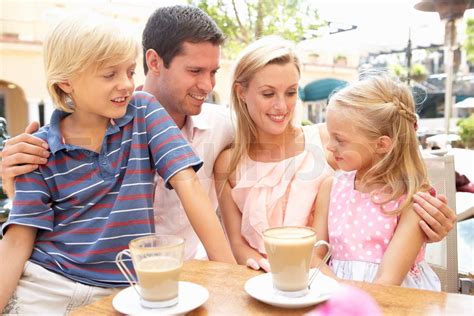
[0,0,358,136]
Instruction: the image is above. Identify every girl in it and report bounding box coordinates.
[312,75,441,290]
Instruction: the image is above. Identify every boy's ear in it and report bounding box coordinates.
[57,81,73,94]
[375,135,392,154]
[145,49,163,75]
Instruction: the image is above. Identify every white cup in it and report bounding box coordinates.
[116,235,184,308]
[263,226,331,297]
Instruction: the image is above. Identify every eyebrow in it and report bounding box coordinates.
[257,84,298,89]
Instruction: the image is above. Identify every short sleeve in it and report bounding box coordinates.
[133,92,203,189]
[1,170,53,236]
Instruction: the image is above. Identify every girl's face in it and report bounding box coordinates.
[325,104,379,176]
[239,62,299,138]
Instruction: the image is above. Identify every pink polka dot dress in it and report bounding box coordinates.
[328,171,441,291]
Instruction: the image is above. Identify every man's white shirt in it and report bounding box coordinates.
[153,103,234,259]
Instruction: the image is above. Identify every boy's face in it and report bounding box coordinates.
[65,59,136,122]
[153,41,220,121]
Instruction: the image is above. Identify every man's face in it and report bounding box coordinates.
[155,41,220,121]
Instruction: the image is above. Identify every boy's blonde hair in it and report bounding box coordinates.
[329,75,430,215]
[229,36,301,174]
[44,14,140,112]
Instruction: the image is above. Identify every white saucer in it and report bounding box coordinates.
[112,281,208,315]
[244,269,340,309]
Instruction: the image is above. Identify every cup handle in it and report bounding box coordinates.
[308,240,332,289]
[115,249,141,297]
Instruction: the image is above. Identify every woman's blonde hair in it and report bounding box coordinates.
[44,14,140,112]
[229,36,301,174]
[329,75,429,215]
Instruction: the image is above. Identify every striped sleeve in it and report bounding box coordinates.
[134,92,203,189]
[1,170,53,235]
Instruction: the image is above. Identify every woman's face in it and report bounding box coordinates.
[239,62,299,138]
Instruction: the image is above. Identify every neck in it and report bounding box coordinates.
[250,126,300,161]
[60,111,108,152]
[142,77,187,129]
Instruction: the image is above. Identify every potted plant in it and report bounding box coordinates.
[333,54,347,66]
[410,63,428,83]
[457,114,474,148]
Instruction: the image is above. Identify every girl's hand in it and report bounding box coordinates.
[246,258,270,272]
[413,192,456,243]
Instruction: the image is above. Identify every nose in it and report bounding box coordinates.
[273,94,287,112]
[118,73,134,91]
[326,138,336,153]
[196,73,214,94]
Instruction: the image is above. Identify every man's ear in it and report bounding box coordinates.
[57,80,73,94]
[375,135,392,154]
[145,49,163,75]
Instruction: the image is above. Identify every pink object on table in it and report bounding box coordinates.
[306,285,381,316]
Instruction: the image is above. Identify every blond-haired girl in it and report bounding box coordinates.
[313,75,441,290]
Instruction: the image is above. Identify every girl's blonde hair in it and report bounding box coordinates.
[44,14,140,112]
[229,36,301,174]
[329,75,430,215]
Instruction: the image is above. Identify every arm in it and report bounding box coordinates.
[0,122,48,198]
[214,149,268,271]
[413,192,456,243]
[310,176,337,278]
[374,207,425,286]
[169,167,236,264]
[318,122,455,242]
[0,225,37,311]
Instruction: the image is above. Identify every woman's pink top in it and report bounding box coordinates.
[231,125,333,254]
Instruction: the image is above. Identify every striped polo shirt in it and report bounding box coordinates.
[2,91,202,287]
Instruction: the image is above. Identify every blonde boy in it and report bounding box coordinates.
[0,14,234,314]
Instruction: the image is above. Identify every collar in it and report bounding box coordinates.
[47,106,134,154]
[181,104,212,141]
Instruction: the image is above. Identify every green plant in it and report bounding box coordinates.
[410,63,428,82]
[457,114,474,148]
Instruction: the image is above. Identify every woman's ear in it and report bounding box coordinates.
[234,83,246,103]
[145,49,163,75]
[375,135,392,154]
[57,80,73,94]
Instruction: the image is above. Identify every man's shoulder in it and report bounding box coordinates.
[199,103,232,125]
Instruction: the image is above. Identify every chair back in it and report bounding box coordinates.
[423,153,458,292]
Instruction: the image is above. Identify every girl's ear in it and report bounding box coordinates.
[375,135,392,154]
[145,49,163,75]
[57,80,73,94]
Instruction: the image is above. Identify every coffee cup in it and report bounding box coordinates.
[263,226,331,297]
[116,235,184,308]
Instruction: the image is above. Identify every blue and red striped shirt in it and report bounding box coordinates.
[2,91,202,287]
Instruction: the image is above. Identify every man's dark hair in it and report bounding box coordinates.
[142,5,224,73]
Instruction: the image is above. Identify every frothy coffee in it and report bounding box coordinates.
[136,256,182,302]
[264,227,316,292]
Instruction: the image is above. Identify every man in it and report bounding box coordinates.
[0,5,456,260]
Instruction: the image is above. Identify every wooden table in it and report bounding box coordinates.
[70,260,474,315]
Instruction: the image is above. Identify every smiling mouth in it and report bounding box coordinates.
[189,93,206,101]
[267,114,287,122]
[111,96,128,104]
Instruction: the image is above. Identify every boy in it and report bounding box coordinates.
[0,14,234,314]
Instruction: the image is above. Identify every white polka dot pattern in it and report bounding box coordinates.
[327,171,401,264]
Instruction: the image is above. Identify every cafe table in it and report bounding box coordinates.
[70,259,474,315]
